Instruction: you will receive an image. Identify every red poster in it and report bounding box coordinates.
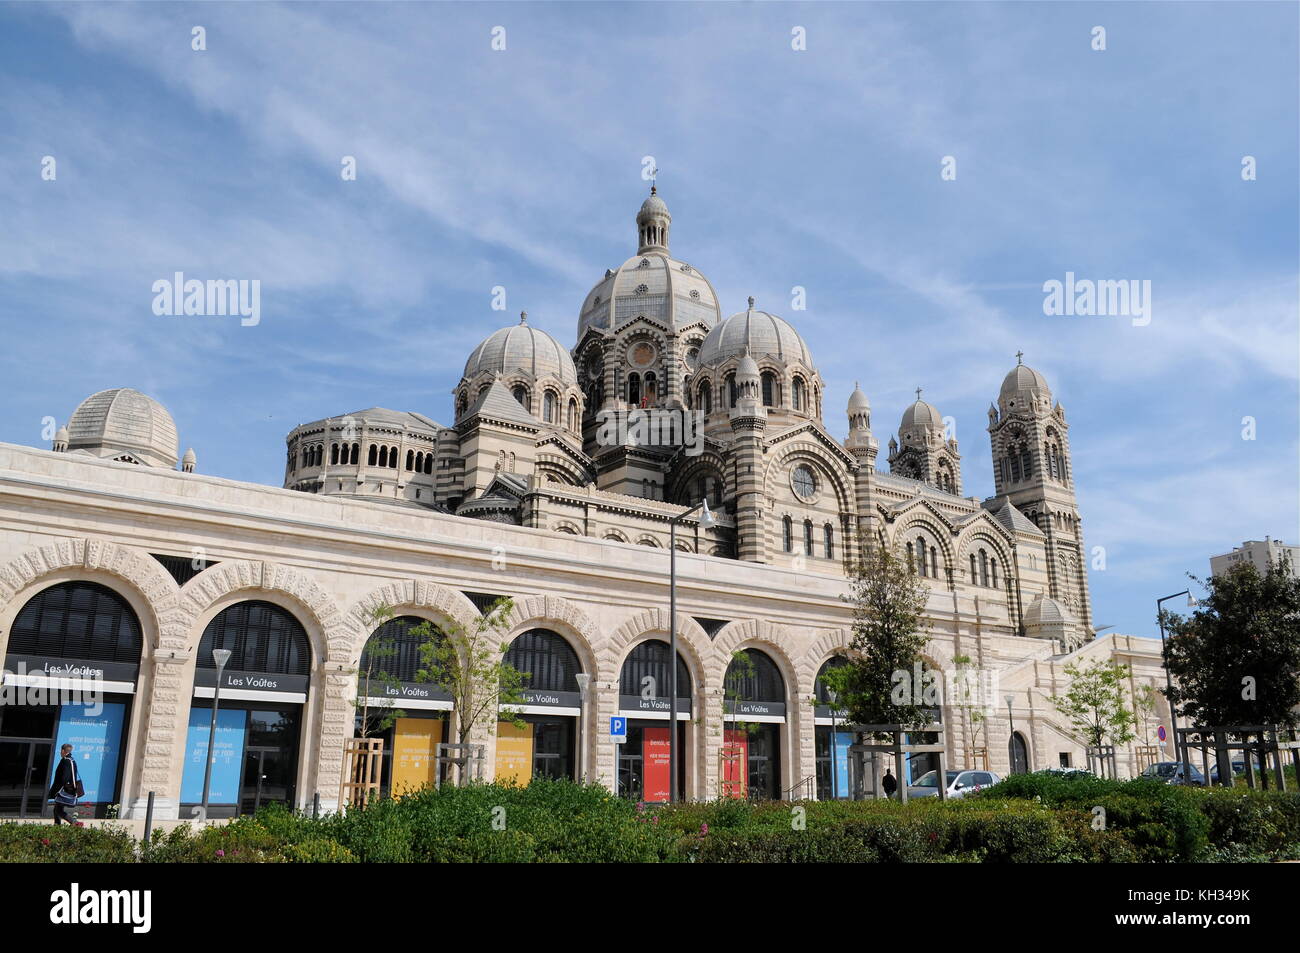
[642,724,671,802]
[721,728,749,799]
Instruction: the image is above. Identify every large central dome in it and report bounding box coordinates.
[577,188,721,342]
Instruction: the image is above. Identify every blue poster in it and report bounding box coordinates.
[833,730,853,798]
[53,702,125,804]
[181,708,246,803]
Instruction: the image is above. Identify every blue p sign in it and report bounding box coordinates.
[610,716,627,737]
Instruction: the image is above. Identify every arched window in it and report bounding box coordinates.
[726,373,737,408]
[368,444,377,466]
[197,601,311,676]
[970,553,978,584]
[543,391,557,423]
[377,446,388,468]
[330,444,339,466]
[503,629,582,694]
[644,372,657,405]
[360,615,444,684]
[782,516,793,553]
[823,523,834,559]
[513,385,529,410]
[1010,452,1022,483]
[350,443,359,465]
[930,546,938,578]
[725,649,785,703]
[698,383,712,414]
[916,536,928,576]
[761,372,777,407]
[424,454,434,475]
[628,373,641,406]
[793,378,805,412]
[568,398,577,430]
[979,550,990,588]
[1021,448,1033,480]
[619,639,691,700]
[406,449,415,471]
[804,519,814,556]
[8,581,143,664]
[390,446,398,469]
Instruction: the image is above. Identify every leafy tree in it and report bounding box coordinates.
[1162,561,1300,730]
[411,597,528,783]
[1049,661,1137,749]
[822,537,932,733]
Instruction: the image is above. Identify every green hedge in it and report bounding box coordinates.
[3,777,1297,863]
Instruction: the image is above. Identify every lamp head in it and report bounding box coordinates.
[699,498,717,530]
[575,673,591,696]
[212,648,232,671]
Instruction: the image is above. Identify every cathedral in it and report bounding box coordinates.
[0,187,1166,818]
[284,187,1093,649]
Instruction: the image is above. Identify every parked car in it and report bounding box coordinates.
[1141,761,1206,786]
[1209,758,1261,784]
[1035,767,1094,779]
[907,769,1000,799]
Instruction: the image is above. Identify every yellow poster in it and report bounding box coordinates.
[392,717,442,796]
[495,721,534,786]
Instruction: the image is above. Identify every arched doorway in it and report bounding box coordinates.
[183,601,312,817]
[814,656,851,800]
[723,648,786,801]
[498,629,584,783]
[616,639,691,802]
[1010,731,1030,775]
[1,581,143,818]
[355,615,453,796]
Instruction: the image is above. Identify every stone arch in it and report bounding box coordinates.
[603,529,630,543]
[176,559,353,664]
[0,537,179,651]
[499,595,603,681]
[891,512,957,575]
[710,619,800,698]
[796,628,853,696]
[551,520,583,536]
[764,442,854,516]
[604,610,711,694]
[956,526,1014,578]
[345,579,481,667]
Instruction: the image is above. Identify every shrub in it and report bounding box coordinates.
[0,822,135,863]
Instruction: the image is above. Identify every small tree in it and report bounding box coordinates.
[351,603,406,738]
[1162,561,1300,731]
[1133,682,1159,744]
[411,597,528,784]
[952,653,989,758]
[823,537,932,733]
[1049,660,1137,749]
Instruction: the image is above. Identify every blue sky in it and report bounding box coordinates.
[1,2,1296,638]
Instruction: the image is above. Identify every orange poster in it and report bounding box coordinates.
[722,728,748,799]
[495,721,534,786]
[392,717,442,796]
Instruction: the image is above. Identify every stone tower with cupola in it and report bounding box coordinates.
[987,355,1091,630]
[887,389,962,495]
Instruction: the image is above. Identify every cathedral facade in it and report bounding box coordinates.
[0,189,1166,819]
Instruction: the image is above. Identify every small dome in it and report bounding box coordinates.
[66,388,179,468]
[1023,594,1073,627]
[900,398,943,432]
[182,447,196,465]
[462,313,576,386]
[847,383,870,412]
[698,300,814,368]
[736,352,760,380]
[55,426,69,442]
[1000,362,1051,401]
[639,191,669,217]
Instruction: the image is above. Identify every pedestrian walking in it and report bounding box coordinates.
[48,743,83,825]
[882,767,898,799]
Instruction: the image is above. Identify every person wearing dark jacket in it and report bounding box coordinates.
[881,767,898,799]
[48,744,81,825]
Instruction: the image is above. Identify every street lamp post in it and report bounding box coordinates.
[1156,590,1196,767]
[575,673,591,784]
[669,498,716,804]
[1005,693,1017,775]
[201,648,232,816]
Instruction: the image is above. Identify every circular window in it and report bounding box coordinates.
[631,342,656,366]
[792,464,817,500]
